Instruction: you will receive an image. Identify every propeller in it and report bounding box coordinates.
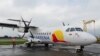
[8,17,32,38]
[20,16,32,38]
[21,17,32,33]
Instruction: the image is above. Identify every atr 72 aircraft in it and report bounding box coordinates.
[0,18,97,52]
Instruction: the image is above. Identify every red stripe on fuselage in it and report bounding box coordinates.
[52,34,58,42]
[52,34,65,42]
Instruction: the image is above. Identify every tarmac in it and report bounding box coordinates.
[0,44,100,56]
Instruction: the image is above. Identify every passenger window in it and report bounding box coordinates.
[66,28,70,32]
[70,28,75,31]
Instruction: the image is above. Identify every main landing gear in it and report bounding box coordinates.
[44,43,49,48]
[76,46,84,53]
[44,43,50,50]
[26,43,49,48]
[25,42,32,48]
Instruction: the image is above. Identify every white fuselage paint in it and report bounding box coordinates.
[20,26,97,46]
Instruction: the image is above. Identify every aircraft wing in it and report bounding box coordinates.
[7,18,38,29]
[0,23,18,28]
[0,23,38,29]
[29,26,38,28]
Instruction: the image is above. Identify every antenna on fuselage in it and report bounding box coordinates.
[62,22,69,26]
[62,22,65,26]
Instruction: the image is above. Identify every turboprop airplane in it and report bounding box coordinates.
[0,18,97,52]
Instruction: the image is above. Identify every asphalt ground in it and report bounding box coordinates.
[0,44,100,56]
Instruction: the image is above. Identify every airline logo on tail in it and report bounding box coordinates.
[52,30,65,42]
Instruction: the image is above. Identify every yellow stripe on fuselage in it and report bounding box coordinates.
[54,30,64,41]
[52,30,65,42]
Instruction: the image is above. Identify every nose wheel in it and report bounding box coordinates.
[76,46,84,53]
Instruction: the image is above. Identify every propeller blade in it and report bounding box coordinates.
[28,18,32,26]
[21,16,27,27]
[22,33,25,38]
[30,31,34,38]
[20,16,32,33]
[8,19,21,22]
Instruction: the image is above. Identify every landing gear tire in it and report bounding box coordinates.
[76,46,84,53]
[45,43,49,48]
[26,43,32,48]
[76,49,83,53]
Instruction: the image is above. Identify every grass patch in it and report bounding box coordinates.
[0,38,27,45]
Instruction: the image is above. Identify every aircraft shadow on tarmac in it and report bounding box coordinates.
[18,45,100,56]
[0,44,100,56]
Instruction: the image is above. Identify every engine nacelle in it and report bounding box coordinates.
[27,38,41,43]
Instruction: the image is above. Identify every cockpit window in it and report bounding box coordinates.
[66,28,70,32]
[66,27,83,32]
[75,28,83,31]
[70,28,75,31]
[66,28,75,32]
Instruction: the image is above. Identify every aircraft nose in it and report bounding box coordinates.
[78,32,97,45]
[90,34,97,43]
[84,32,97,44]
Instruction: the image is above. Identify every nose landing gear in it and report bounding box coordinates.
[76,46,84,53]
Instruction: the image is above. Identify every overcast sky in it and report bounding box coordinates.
[0,0,100,37]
